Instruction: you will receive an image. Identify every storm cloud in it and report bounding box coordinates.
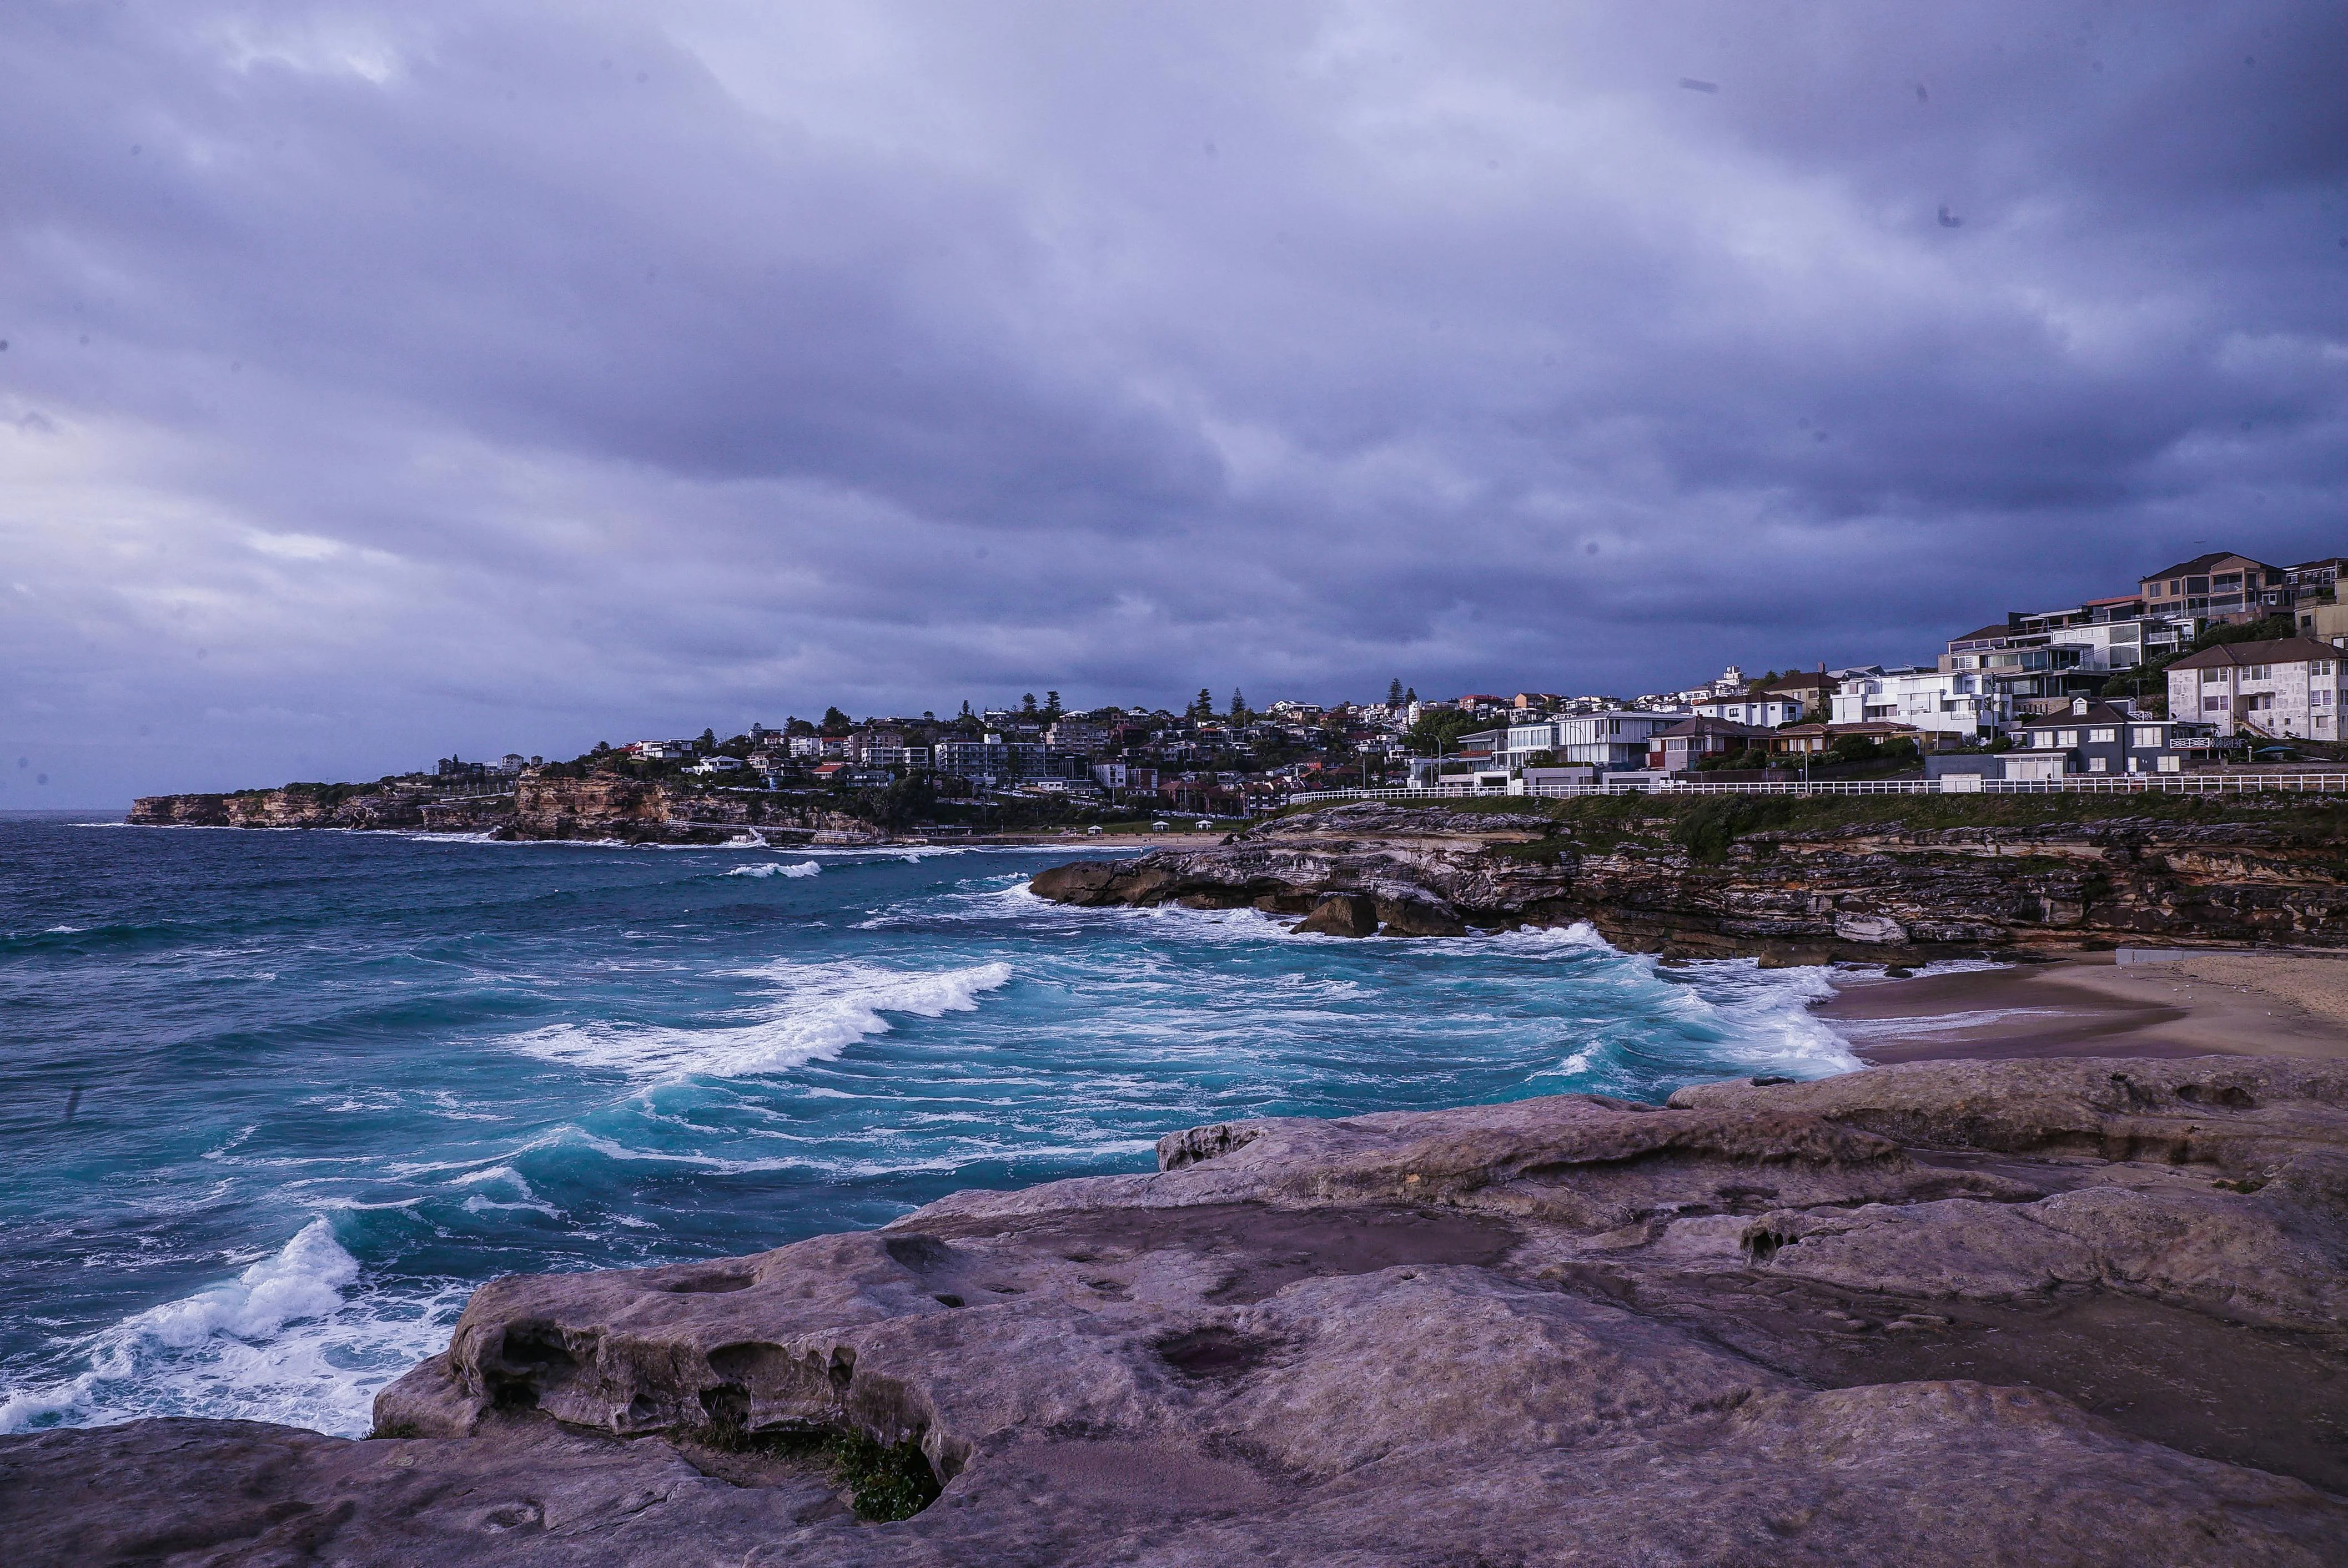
[3,1,2344,801]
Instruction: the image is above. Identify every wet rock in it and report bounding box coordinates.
[1294,893,1380,937]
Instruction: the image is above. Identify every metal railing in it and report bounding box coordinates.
[1285,771,2348,804]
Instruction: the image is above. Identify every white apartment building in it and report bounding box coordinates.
[1829,667,2007,737]
[1690,695,1804,728]
[2165,637,2347,739]
[1504,711,1690,772]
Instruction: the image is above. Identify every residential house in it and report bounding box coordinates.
[1769,721,1929,758]
[1548,710,1690,772]
[2139,552,2290,625]
[1751,670,1837,717]
[2299,601,2348,648]
[2165,637,2348,740]
[1690,694,1804,728]
[1456,729,1505,766]
[1829,667,2007,735]
[1978,699,2186,779]
[1646,718,1776,773]
[2286,557,2348,608]
[686,755,747,775]
[1092,762,1158,795]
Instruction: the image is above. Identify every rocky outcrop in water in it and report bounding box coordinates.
[6,1056,2346,1565]
[1029,800,2348,960]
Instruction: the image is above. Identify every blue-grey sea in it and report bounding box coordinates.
[0,812,1863,1437]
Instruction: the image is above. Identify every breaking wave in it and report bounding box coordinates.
[727,861,821,879]
[0,1219,453,1439]
[499,959,1015,1080]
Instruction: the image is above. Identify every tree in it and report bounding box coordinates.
[959,699,973,719]
[1404,707,1484,758]
[1405,686,1417,704]
[1229,689,1248,724]
[1389,677,1405,707]
[1044,690,1063,720]
[1191,688,1213,722]
[697,727,717,752]
[821,706,852,734]
[872,773,937,830]
[1021,692,1039,716]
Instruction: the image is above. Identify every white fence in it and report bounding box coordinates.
[1285,772,2348,805]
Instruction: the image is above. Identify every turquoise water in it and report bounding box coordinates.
[0,813,1858,1436]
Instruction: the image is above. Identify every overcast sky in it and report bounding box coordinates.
[4,2,2344,803]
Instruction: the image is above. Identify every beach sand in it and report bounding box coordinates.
[1818,951,2348,1065]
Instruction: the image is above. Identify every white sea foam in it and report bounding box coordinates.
[0,1219,456,1439]
[500,959,1016,1080]
[727,861,820,879]
[1831,1006,2074,1042]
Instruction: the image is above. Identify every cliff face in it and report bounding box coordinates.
[1029,800,2348,960]
[6,1056,2346,1564]
[127,787,431,831]
[129,775,888,845]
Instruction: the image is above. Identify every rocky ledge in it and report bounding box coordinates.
[1030,799,2348,961]
[128,775,888,845]
[6,1056,2347,1565]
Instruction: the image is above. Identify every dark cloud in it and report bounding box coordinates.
[1,1,2342,802]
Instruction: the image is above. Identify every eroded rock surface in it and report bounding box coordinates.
[7,1056,2347,1565]
[1028,799,2348,960]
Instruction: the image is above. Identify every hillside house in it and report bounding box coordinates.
[2165,637,2347,740]
[2012,699,2185,774]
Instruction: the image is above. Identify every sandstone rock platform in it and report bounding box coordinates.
[1027,799,2348,961]
[6,1055,2346,1565]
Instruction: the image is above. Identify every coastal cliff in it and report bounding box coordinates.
[4,1055,2345,1564]
[128,775,887,845]
[1030,799,2348,961]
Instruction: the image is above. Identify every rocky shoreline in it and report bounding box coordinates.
[6,1053,2346,1564]
[1030,799,2348,964]
[128,776,895,845]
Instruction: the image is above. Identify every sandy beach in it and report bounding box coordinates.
[1819,950,2348,1065]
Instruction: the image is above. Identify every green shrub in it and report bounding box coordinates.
[696,1422,942,1521]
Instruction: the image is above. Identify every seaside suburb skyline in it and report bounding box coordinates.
[3,2,2345,805]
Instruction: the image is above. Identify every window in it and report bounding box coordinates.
[2157,755,2183,773]
[2058,729,2079,746]
[2088,757,2108,772]
[2246,664,2270,681]
[2204,696,2226,712]
[2132,727,2162,746]
[2316,661,2334,676]
[2315,690,2334,707]
[2029,731,2052,748]
[2088,727,2116,743]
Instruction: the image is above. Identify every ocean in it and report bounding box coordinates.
[0,812,1860,1438]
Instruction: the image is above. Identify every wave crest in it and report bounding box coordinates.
[500,959,1015,1079]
